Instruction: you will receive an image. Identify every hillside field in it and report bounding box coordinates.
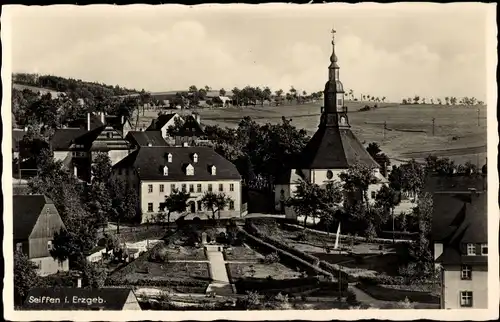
[133,101,487,165]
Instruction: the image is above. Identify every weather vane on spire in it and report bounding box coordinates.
[331,27,336,44]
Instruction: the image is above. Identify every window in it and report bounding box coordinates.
[481,244,488,255]
[182,184,187,192]
[229,200,235,210]
[170,184,176,192]
[460,291,473,307]
[219,183,224,192]
[148,203,153,212]
[189,184,194,193]
[337,99,342,106]
[326,170,333,180]
[186,164,194,176]
[167,153,172,163]
[197,184,202,193]
[47,240,53,251]
[461,265,472,280]
[193,153,198,163]
[208,184,213,192]
[467,243,476,256]
[160,184,164,193]
[371,191,376,199]
[230,184,234,192]
[163,166,168,176]
[197,200,202,211]
[148,184,153,193]
[211,166,216,175]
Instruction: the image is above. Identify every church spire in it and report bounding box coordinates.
[321,27,349,128]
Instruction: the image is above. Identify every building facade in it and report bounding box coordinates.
[13,195,69,276]
[113,146,243,223]
[275,29,385,219]
[432,191,487,309]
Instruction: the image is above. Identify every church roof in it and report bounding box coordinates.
[299,126,379,170]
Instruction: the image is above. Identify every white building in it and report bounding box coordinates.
[146,113,183,139]
[113,146,243,223]
[275,30,386,219]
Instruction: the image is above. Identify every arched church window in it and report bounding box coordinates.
[326,170,334,179]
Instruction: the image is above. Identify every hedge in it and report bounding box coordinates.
[356,283,440,304]
[105,277,209,288]
[237,227,334,280]
[234,278,347,295]
[359,274,406,286]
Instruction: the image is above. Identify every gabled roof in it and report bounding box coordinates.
[113,146,241,181]
[67,114,104,131]
[299,126,379,169]
[433,192,487,265]
[49,128,88,150]
[126,131,168,147]
[13,194,55,240]
[146,113,179,131]
[177,115,205,137]
[23,288,138,310]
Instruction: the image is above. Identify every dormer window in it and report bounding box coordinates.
[193,153,198,163]
[466,243,476,256]
[163,166,168,176]
[211,165,216,175]
[186,164,194,176]
[167,153,172,163]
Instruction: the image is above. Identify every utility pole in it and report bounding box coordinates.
[383,121,387,140]
[432,118,435,136]
[477,108,480,126]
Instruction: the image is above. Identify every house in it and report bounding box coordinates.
[112,146,243,223]
[13,195,69,276]
[174,113,206,147]
[146,113,183,139]
[23,287,141,310]
[275,30,386,219]
[432,190,487,309]
[50,112,132,181]
[126,131,168,150]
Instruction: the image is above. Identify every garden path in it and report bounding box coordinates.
[205,245,234,296]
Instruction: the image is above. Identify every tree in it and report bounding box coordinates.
[409,192,434,277]
[399,159,425,201]
[201,191,233,220]
[375,185,400,241]
[366,142,391,169]
[413,95,420,104]
[444,96,449,105]
[81,260,107,289]
[287,179,329,228]
[219,88,226,96]
[339,162,377,209]
[14,250,41,304]
[160,189,191,225]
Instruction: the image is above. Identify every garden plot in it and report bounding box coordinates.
[227,262,301,281]
[223,244,264,262]
[163,245,207,261]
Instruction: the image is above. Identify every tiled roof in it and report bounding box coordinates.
[13,194,55,240]
[177,115,205,137]
[113,146,241,181]
[23,288,137,310]
[299,126,379,169]
[146,113,179,130]
[67,114,104,131]
[126,131,168,147]
[49,128,88,150]
[433,192,487,265]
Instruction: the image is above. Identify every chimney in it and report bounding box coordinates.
[100,112,105,125]
[73,166,78,177]
[87,112,91,131]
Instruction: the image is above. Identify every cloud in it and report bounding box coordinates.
[9,6,489,101]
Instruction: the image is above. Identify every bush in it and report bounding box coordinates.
[262,252,280,264]
[346,290,357,304]
[148,246,168,263]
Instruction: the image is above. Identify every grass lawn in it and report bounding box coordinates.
[227,262,301,281]
[224,244,264,262]
[111,258,210,283]
[135,102,486,165]
[163,245,207,261]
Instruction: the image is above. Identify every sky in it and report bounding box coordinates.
[6,3,494,102]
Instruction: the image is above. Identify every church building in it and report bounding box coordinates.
[275,29,387,219]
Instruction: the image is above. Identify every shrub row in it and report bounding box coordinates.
[356,283,439,304]
[237,227,334,280]
[105,277,209,288]
[359,274,406,286]
[319,261,358,283]
[245,223,320,265]
[234,278,347,295]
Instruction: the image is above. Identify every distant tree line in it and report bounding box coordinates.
[401,95,484,106]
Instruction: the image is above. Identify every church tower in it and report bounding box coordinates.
[321,28,350,128]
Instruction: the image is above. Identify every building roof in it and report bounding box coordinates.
[13,194,55,240]
[126,131,168,147]
[433,192,487,265]
[12,129,26,152]
[22,288,138,310]
[299,126,379,169]
[113,146,241,181]
[49,128,88,150]
[67,114,104,131]
[177,115,205,137]
[146,113,179,131]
